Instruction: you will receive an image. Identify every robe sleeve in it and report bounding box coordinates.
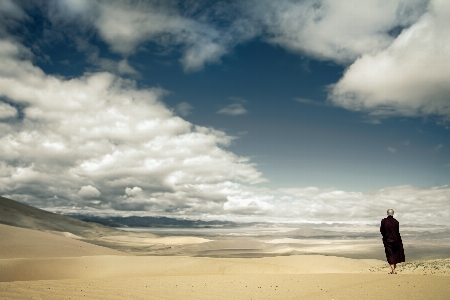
[380,219,386,240]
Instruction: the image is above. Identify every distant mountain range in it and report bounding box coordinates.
[68,214,241,228]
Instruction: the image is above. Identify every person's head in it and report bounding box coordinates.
[387,209,394,216]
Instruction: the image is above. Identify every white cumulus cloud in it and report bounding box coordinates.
[78,185,101,198]
[125,187,143,197]
[245,0,428,64]
[329,0,450,121]
[0,36,265,213]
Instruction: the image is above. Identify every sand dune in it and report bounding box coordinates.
[0,224,127,259]
[0,255,384,282]
[2,252,450,299]
[0,196,129,238]
[0,222,383,282]
[100,235,211,245]
[1,197,450,299]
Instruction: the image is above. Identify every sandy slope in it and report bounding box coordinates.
[0,224,127,258]
[0,255,384,282]
[0,197,126,238]
[1,274,449,300]
[99,235,211,245]
[3,254,449,299]
[1,197,449,300]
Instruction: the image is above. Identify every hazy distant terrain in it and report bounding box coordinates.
[2,196,449,260]
[69,214,241,228]
[69,212,450,261]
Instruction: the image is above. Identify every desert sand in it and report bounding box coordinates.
[1,197,450,299]
[1,224,450,300]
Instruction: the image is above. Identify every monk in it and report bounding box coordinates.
[380,209,405,274]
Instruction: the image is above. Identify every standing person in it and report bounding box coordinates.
[380,209,405,274]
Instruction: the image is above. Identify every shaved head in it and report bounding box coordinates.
[387,209,394,216]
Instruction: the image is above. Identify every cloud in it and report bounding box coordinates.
[44,184,450,225]
[277,185,450,225]
[388,147,397,154]
[56,0,91,15]
[0,36,265,214]
[125,187,143,197]
[43,0,427,73]
[45,0,443,122]
[78,185,101,198]
[363,118,382,125]
[2,1,449,224]
[174,102,193,117]
[217,104,248,116]
[0,102,18,119]
[294,98,327,107]
[117,59,139,75]
[245,0,428,64]
[1,1,24,17]
[47,0,253,72]
[224,195,274,215]
[329,0,450,121]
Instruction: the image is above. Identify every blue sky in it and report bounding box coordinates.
[0,0,449,224]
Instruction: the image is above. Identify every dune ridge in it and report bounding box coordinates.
[0,224,127,259]
[0,255,384,282]
[0,196,127,238]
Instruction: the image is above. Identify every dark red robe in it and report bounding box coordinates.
[380,215,405,264]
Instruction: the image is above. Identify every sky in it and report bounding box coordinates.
[0,0,449,225]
